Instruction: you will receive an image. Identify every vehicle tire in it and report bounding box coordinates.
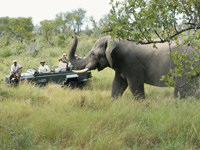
[11,78,19,87]
[69,81,79,89]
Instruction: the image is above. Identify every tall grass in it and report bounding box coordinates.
[0,69,200,149]
[0,37,200,149]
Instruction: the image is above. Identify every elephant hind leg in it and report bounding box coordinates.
[174,87,179,98]
[112,72,128,98]
[128,79,145,99]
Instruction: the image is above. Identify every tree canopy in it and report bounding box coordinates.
[0,17,34,44]
[40,20,55,43]
[109,0,200,43]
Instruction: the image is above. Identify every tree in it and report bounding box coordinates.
[83,25,93,36]
[109,0,200,43]
[0,17,10,36]
[0,17,13,45]
[55,11,74,36]
[40,20,55,43]
[10,17,34,42]
[71,8,86,34]
[54,9,87,36]
[90,14,112,36]
[109,0,200,87]
[0,17,34,45]
[89,16,100,36]
[55,12,68,34]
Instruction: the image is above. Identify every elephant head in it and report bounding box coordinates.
[69,35,113,73]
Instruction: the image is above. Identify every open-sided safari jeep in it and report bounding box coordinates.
[5,62,92,88]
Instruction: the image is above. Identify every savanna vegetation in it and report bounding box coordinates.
[0,0,200,149]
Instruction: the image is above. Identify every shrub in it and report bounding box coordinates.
[56,34,66,48]
[15,43,26,55]
[0,48,12,57]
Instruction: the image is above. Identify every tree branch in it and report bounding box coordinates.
[101,28,112,34]
[153,30,164,42]
[128,26,200,44]
[179,72,200,88]
[139,28,151,43]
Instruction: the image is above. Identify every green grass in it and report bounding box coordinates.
[0,41,200,149]
[0,69,200,149]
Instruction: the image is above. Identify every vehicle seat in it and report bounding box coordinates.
[58,62,68,71]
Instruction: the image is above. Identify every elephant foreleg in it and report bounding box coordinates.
[112,72,128,98]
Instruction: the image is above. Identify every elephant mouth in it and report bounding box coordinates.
[97,66,104,71]
[97,62,106,71]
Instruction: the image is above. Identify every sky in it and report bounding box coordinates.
[0,0,112,26]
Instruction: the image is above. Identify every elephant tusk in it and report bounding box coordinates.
[72,68,89,73]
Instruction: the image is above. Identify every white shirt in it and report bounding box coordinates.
[39,65,50,73]
[11,64,22,73]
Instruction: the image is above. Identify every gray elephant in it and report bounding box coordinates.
[69,35,199,99]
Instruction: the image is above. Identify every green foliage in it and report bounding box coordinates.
[0,47,12,57]
[54,8,87,36]
[0,33,12,46]
[109,0,200,87]
[89,14,112,36]
[0,17,34,44]
[40,20,55,43]
[56,33,67,47]
[76,34,99,56]
[109,0,200,43]
[71,8,86,35]
[0,17,13,45]
[0,43,27,57]
[14,43,26,55]
[10,17,34,42]
[55,12,69,34]
[83,25,94,36]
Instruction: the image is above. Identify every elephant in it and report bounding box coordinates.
[69,35,199,99]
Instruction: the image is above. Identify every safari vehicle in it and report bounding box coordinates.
[5,62,92,88]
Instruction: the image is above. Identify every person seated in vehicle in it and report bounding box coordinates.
[38,60,50,73]
[58,53,69,63]
[9,60,23,83]
[58,53,70,70]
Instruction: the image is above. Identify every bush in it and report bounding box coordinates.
[15,43,26,55]
[56,34,66,48]
[0,48,12,57]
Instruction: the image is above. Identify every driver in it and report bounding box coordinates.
[9,60,23,83]
[38,60,50,73]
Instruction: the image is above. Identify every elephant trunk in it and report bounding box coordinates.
[69,35,88,71]
[69,34,78,61]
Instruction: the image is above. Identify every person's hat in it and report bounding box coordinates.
[40,60,45,63]
[13,60,17,63]
[62,53,67,56]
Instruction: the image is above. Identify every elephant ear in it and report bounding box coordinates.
[105,37,117,68]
